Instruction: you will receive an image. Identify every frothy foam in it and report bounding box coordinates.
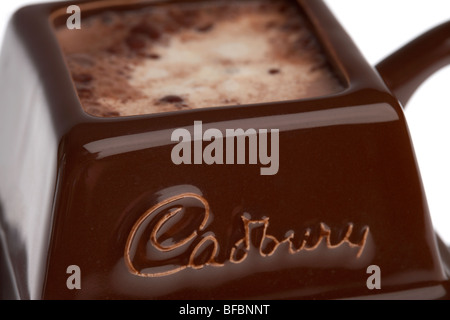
[55,0,344,117]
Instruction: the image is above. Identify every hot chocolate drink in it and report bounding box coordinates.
[55,0,344,117]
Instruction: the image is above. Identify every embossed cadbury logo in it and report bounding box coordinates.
[124,193,370,277]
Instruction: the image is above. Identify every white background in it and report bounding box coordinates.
[0,1,449,243]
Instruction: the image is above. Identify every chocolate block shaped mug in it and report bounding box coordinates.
[0,0,450,299]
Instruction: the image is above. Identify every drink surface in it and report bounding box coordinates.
[55,0,344,117]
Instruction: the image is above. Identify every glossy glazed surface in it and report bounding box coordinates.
[0,0,449,299]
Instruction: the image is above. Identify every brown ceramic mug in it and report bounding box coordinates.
[0,0,449,300]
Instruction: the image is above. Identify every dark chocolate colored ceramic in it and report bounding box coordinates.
[1,0,449,300]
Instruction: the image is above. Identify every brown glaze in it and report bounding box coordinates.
[376,20,450,107]
[0,0,449,300]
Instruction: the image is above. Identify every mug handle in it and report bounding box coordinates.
[376,20,450,107]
